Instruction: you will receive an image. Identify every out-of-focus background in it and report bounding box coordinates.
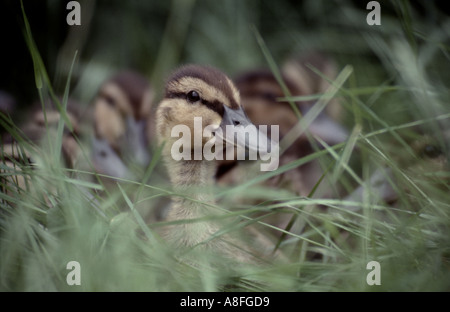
[2,1,447,120]
[0,0,449,292]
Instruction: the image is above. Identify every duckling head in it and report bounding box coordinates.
[20,99,83,169]
[235,68,348,156]
[156,64,267,169]
[93,70,153,167]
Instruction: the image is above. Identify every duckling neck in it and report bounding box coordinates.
[169,159,217,210]
[169,158,216,191]
[162,153,261,264]
[163,157,222,244]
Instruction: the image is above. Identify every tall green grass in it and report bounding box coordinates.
[1,0,449,291]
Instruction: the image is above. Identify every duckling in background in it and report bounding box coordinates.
[20,99,85,169]
[214,53,348,236]
[0,141,32,199]
[91,70,171,223]
[217,53,348,198]
[343,127,450,212]
[1,98,85,204]
[155,64,283,264]
[282,51,343,121]
[92,70,154,179]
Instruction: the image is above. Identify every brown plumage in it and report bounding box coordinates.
[19,98,84,169]
[218,54,348,197]
[0,141,31,198]
[215,53,348,235]
[1,98,84,204]
[92,70,155,180]
[90,71,172,223]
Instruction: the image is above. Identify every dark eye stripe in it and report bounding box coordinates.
[201,99,224,117]
[166,91,224,117]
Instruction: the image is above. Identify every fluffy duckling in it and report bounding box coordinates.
[344,128,449,211]
[92,70,154,179]
[91,71,172,223]
[213,54,348,236]
[155,64,281,264]
[0,141,32,198]
[282,51,342,121]
[218,64,348,198]
[1,99,83,202]
[19,99,84,169]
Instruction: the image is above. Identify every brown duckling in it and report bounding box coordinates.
[217,64,348,198]
[155,64,283,264]
[0,141,32,198]
[1,98,84,204]
[19,98,84,169]
[90,70,174,224]
[343,127,450,212]
[92,70,154,177]
[213,53,348,236]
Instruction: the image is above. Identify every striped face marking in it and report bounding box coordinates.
[165,65,241,117]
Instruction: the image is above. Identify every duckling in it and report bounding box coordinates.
[282,51,343,122]
[0,141,32,199]
[155,64,282,264]
[218,65,348,198]
[1,98,83,204]
[92,70,154,178]
[213,55,348,237]
[343,128,449,212]
[19,98,84,169]
[92,71,174,224]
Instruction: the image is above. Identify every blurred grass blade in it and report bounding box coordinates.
[54,50,78,165]
[280,65,353,154]
[117,183,155,242]
[331,124,361,183]
[20,0,73,132]
[252,26,302,120]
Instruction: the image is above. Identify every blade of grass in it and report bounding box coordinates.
[20,0,73,132]
[279,65,353,154]
[252,25,302,120]
[54,50,78,166]
[117,183,155,242]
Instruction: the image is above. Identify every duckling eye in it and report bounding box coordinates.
[102,94,116,107]
[422,144,442,159]
[186,90,201,103]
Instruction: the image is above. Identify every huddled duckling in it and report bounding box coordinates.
[0,141,32,199]
[20,99,84,169]
[213,52,349,236]
[217,52,348,198]
[282,51,343,121]
[1,98,84,203]
[155,64,283,264]
[91,70,172,223]
[91,70,154,181]
[343,127,449,212]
